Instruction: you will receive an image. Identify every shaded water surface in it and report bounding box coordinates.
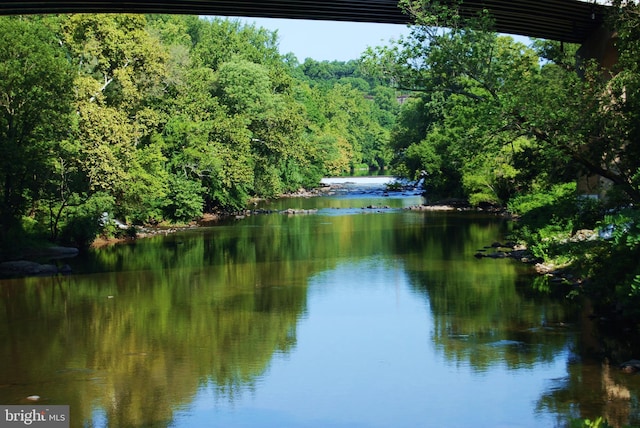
[1,180,639,427]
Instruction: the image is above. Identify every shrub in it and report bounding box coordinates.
[163,175,204,223]
[58,193,115,248]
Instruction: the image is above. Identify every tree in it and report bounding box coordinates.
[363,1,545,203]
[63,14,171,223]
[0,16,74,245]
[63,14,168,111]
[191,18,282,72]
[163,63,255,211]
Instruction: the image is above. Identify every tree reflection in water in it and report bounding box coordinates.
[1,208,639,427]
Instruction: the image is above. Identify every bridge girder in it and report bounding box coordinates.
[0,0,607,43]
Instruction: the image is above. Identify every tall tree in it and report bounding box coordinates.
[191,18,282,72]
[0,16,74,243]
[63,14,171,222]
[363,0,544,202]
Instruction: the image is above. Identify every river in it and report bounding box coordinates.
[1,177,639,427]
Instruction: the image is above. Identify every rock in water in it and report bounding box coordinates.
[620,360,640,373]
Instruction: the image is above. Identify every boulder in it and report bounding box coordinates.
[0,261,59,276]
[620,360,640,373]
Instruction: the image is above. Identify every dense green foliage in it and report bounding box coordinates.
[292,58,399,173]
[363,3,582,204]
[0,17,74,244]
[364,0,640,207]
[0,14,399,252]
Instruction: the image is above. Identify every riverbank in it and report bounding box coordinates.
[473,228,607,285]
[0,180,496,278]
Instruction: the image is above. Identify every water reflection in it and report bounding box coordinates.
[0,268,306,426]
[1,199,639,427]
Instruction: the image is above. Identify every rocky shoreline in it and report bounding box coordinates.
[0,246,78,278]
[473,228,604,288]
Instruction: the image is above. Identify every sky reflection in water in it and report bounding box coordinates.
[173,258,569,428]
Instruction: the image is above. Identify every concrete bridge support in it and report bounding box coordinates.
[576,25,619,198]
[577,24,619,76]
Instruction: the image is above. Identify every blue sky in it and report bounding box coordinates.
[228,17,413,62]
[220,17,531,63]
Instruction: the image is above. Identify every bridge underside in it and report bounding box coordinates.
[0,0,606,43]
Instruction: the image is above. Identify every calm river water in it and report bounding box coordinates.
[1,178,639,427]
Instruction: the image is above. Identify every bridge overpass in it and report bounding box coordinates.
[0,0,608,44]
